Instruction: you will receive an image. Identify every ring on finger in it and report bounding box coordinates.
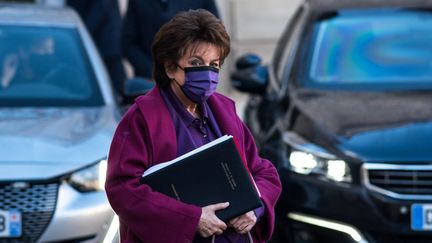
[241,224,249,231]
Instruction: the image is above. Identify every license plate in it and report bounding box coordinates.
[411,204,432,231]
[0,210,21,238]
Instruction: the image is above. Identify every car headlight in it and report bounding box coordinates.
[68,159,107,192]
[289,150,352,183]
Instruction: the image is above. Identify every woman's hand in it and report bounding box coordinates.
[197,202,229,237]
[228,211,257,234]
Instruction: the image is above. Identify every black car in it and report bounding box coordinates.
[231,0,432,242]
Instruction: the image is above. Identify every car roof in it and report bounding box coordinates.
[0,4,80,27]
[305,0,432,12]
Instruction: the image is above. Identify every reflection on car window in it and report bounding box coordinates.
[306,10,432,89]
[0,26,103,107]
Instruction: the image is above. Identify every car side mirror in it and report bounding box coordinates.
[231,54,268,94]
[235,53,262,70]
[123,77,154,104]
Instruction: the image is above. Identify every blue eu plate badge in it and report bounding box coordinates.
[411,204,432,231]
[0,210,22,238]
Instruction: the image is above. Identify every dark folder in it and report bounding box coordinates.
[140,135,262,222]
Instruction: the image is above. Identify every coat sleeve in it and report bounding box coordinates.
[121,0,151,77]
[82,0,109,35]
[239,119,282,241]
[105,106,201,243]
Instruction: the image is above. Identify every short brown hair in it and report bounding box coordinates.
[151,9,230,87]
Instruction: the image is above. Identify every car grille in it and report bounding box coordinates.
[363,163,432,199]
[0,182,58,243]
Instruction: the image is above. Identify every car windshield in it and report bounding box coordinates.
[304,10,432,90]
[0,25,103,107]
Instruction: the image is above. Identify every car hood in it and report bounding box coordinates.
[291,90,432,136]
[336,121,432,162]
[0,107,118,180]
[290,90,432,162]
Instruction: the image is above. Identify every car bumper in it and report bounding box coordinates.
[276,168,432,243]
[37,182,115,243]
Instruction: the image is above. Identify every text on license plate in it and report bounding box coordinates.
[0,210,22,238]
[411,204,432,231]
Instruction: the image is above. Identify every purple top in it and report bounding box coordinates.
[161,87,264,243]
[160,87,221,153]
[105,87,282,243]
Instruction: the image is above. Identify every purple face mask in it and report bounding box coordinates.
[180,66,219,103]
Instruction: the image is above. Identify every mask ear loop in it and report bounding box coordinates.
[171,78,182,88]
[169,63,184,87]
[176,63,185,71]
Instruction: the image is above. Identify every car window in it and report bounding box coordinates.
[273,5,304,83]
[303,10,432,90]
[0,25,104,107]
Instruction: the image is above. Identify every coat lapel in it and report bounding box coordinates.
[208,93,243,145]
[136,89,243,164]
[135,87,177,163]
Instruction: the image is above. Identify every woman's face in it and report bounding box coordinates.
[166,42,220,85]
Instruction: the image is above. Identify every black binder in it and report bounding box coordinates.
[140,135,262,222]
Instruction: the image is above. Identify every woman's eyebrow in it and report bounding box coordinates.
[189,55,220,63]
[189,55,203,61]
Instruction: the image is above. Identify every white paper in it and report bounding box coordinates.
[142,135,233,177]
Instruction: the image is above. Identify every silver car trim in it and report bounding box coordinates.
[288,212,369,243]
[362,163,432,200]
[102,215,119,243]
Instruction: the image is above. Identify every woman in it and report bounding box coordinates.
[105,9,281,243]
[122,0,220,79]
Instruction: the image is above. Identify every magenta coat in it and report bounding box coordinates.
[105,87,281,243]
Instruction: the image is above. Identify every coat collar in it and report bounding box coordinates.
[135,86,240,163]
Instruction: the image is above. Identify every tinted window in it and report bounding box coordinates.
[0,25,103,106]
[273,6,304,83]
[304,10,432,90]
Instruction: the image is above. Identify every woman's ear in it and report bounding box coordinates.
[164,62,176,79]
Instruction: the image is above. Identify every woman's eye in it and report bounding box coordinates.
[210,63,220,69]
[190,59,202,66]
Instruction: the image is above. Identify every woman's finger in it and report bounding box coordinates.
[239,224,253,234]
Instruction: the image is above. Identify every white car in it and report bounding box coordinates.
[0,4,120,243]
